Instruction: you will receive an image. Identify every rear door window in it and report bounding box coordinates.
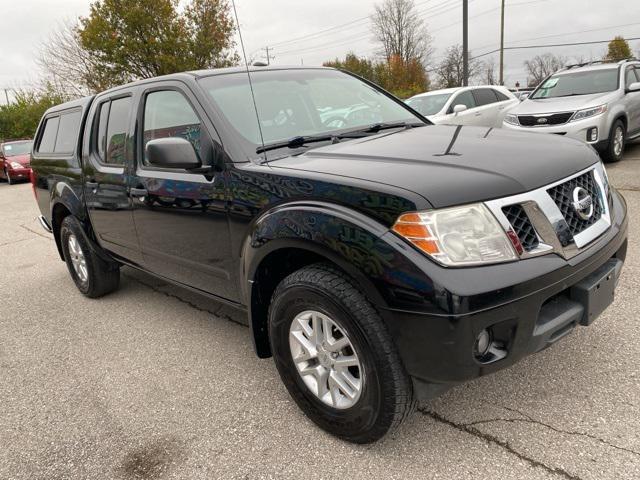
[54,110,82,154]
[472,88,499,106]
[142,90,201,165]
[38,116,60,153]
[96,97,132,166]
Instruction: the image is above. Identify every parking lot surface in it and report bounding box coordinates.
[1,144,639,480]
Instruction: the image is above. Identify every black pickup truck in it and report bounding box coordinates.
[31,66,627,443]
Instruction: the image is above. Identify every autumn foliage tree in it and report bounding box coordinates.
[324,53,429,99]
[604,36,633,62]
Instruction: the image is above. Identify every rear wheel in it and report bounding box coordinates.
[60,216,120,298]
[602,120,625,163]
[268,263,415,443]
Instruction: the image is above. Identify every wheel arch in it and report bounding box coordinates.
[242,202,392,358]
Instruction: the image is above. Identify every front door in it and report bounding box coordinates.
[84,94,143,265]
[130,85,235,301]
[624,66,640,135]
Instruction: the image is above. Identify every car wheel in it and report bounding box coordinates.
[268,263,415,443]
[60,215,120,298]
[5,169,13,185]
[603,120,625,163]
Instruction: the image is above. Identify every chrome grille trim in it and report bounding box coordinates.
[485,163,611,260]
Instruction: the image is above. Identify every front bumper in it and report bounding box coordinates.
[7,167,31,180]
[379,190,628,399]
[503,114,609,146]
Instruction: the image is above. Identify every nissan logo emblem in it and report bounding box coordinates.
[572,187,593,220]
[537,117,548,124]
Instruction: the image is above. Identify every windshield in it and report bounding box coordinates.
[531,69,619,99]
[2,141,33,157]
[406,93,451,116]
[201,69,423,153]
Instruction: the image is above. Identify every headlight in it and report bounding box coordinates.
[392,204,518,266]
[571,105,607,122]
[503,114,519,126]
[10,162,23,169]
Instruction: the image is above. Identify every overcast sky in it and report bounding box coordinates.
[1,0,640,105]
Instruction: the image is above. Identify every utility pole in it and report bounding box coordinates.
[499,0,505,85]
[262,46,275,66]
[2,88,9,105]
[462,0,469,86]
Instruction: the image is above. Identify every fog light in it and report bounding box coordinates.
[587,127,598,142]
[474,329,492,358]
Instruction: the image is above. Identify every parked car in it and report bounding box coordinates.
[31,66,627,443]
[503,59,640,162]
[0,139,33,184]
[405,85,519,127]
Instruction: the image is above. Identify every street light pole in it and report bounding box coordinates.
[499,0,505,85]
[462,0,469,86]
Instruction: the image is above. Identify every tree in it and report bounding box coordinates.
[324,53,377,83]
[0,87,65,141]
[323,53,429,99]
[38,0,239,93]
[37,20,108,98]
[482,58,497,85]
[524,53,566,87]
[371,0,434,66]
[604,36,632,62]
[435,45,481,88]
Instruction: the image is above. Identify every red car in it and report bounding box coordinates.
[0,140,33,184]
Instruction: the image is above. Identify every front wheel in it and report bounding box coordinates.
[268,264,415,443]
[602,120,625,163]
[60,216,120,298]
[5,169,13,185]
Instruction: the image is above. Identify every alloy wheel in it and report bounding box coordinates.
[67,234,88,284]
[289,310,363,409]
[613,126,624,157]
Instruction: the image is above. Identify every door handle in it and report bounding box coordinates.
[130,187,148,197]
[474,112,482,116]
[86,181,98,189]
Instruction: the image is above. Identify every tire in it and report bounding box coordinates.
[60,215,120,298]
[268,263,415,443]
[602,120,626,163]
[5,169,13,185]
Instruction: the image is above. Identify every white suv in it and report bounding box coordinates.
[503,59,640,162]
[406,85,519,128]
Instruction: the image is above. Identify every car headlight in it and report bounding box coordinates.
[503,114,519,126]
[571,104,607,122]
[10,162,23,169]
[392,204,518,266]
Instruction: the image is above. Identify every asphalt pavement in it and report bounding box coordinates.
[1,144,639,479]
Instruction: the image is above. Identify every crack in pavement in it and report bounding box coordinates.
[19,221,53,240]
[472,403,640,459]
[418,407,583,480]
[122,272,248,329]
[0,237,31,247]
[617,187,640,192]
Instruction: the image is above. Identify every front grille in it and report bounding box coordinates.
[517,112,574,127]
[547,171,603,237]
[502,204,539,252]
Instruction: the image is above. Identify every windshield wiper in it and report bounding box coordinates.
[256,134,337,154]
[255,122,424,154]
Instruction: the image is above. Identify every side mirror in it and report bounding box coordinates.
[627,82,640,93]
[453,104,468,114]
[146,137,201,170]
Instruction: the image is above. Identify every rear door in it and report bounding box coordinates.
[470,88,501,127]
[83,93,143,264]
[129,82,235,301]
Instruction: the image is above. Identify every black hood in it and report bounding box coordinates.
[268,125,599,208]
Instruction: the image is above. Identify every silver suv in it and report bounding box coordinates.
[503,59,640,162]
